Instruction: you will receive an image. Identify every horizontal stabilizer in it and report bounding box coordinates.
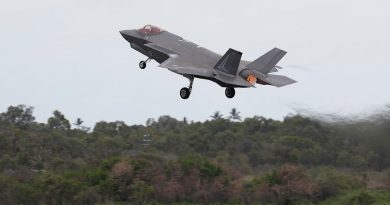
[214,48,242,77]
[262,74,297,87]
[247,48,287,74]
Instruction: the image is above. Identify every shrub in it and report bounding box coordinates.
[86,168,108,186]
[256,164,320,204]
[349,191,376,205]
[313,167,365,200]
[179,155,223,180]
[74,187,101,205]
[37,173,83,205]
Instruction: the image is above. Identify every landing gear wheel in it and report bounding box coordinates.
[179,76,194,99]
[180,87,191,99]
[139,61,146,69]
[225,87,235,98]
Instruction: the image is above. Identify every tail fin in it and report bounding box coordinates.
[214,48,242,77]
[247,48,287,74]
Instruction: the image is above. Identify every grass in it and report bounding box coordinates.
[314,190,390,205]
[95,190,390,205]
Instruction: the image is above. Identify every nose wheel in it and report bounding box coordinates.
[225,87,235,98]
[139,58,151,69]
[180,77,194,99]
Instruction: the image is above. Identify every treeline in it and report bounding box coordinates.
[0,105,390,204]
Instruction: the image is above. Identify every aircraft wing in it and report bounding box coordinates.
[156,54,214,77]
[145,43,216,77]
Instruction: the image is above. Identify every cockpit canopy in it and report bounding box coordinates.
[137,25,164,35]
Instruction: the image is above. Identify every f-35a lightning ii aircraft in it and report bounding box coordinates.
[120,25,296,99]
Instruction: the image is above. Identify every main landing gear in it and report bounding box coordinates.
[225,87,235,98]
[180,77,194,99]
[139,58,151,69]
[179,78,235,99]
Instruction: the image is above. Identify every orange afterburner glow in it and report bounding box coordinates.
[246,74,257,85]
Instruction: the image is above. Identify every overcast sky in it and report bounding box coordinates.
[1,0,389,126]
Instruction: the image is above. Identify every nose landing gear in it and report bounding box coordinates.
[139,58,151,69]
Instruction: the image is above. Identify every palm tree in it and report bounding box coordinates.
[74,118,83,126]
[229,108,241,121]
[210,111,223,120]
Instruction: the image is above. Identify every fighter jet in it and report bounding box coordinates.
[120,25,296,99]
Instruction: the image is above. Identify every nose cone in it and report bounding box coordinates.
[119,29,142,43]
[119,30,129,38]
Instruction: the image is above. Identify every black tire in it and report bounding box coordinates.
[225,87,235,98]
[139,61,146,69]
[180,87,191,99]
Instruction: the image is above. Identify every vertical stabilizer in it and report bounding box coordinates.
[214,48,242,77]
[247,48,287,74]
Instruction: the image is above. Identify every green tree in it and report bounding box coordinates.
[0,105,35,128]
[93,121,118,137]
[38,174,82,205]
[131,180,154,204]
[48,110,70,130]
